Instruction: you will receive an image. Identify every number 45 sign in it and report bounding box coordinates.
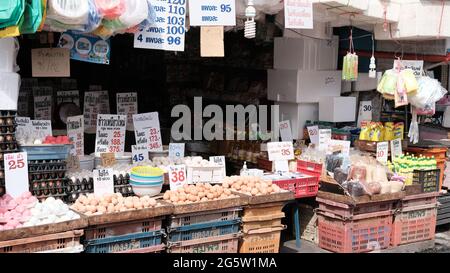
[169,164,187,191]
[4,152,29,198]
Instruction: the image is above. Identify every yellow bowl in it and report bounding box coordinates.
[131,166,164,177]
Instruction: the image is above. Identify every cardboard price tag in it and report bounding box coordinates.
[93,169,114,196]
[4,152,29,198]
[358,101,372,127]
[169,164,187,190]
[169,143,185,159]
[67,115,84,157]
[391,139,403,159]
[133,112,163,152]
[307,126,319,145]
[31,48,70,77]
[132,145,149,163]
[267,142,294,161]
[279,120,293,141]
[376,142,389,164]
[95,114,126,156]
[101,153,116,167]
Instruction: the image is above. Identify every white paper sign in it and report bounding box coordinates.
[169,143,185,159]
[376,141,389,164]
[132,145,149,163]
[116,93,138,131]
[391,138,402,159]
[169,164,187,190]
[307,125,319,145]
[15,117,32,141]
[84,91,110,133]
[394,60,424,79]
[284,0,313,29]
[274,160,289,173]
[31,120,52,139]
[67,115,84,157]
[4,152,29,198]
[134,0,186,52]
[34,95,52,120]
[279,120,293,141]
[318,129,332,151]
[189,0,236,26]
[95,114,127,156]
[93,169,114,196]
[133,112,163,152]
[328,140,351,155]
[209,156,226,177]
[267,142,294,161]
[57,90,80,106]
[357,101,372,127]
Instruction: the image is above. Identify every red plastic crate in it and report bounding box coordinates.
[392,203,437,247]
[402,192,439,209]
[272,174,319,198]
[297,160,322,177]
[257,157,273,172]
[316,197,396,219]
[318,210,393,253]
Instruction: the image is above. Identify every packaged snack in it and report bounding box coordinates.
[369,122,382,141]
[384,122,394,141]
[359,121,370,140]
[394,122,404,140]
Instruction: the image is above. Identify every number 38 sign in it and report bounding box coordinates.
[4,152,29,198]
[169,164,187,191]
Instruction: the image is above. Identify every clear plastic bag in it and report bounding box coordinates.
[409,76,448,108]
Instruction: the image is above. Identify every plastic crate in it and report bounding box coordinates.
[317,210,392,253]
[20,144,71,160]
[169,208,241,228]
[168,233,240,253]
[242,217,284,233]
[242,203,284,221]
[168,219,240,242]
[257,157,273,172]
[85,217,163,241]
[117,244,165,253]
[239,227,284,253]
[297,160,322,177]
[84,230,163,253]
[402,192,439,209]
[296,204,318,244]
[391,203,437,247]
[272,175,319,198]
[316,197,396,219]
[0,230,83,253]
[412,169,440,193]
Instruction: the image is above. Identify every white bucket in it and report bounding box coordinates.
[79,155,94,171]
[0,38,19,73]
[0,72,20,110]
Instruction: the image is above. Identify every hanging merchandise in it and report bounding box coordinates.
[408,106,419,144]
[377,69,397,100]
[44,0,90,32]
[95,0,125,20]
[369,35,376,78]
[409,75,448,109]
[244,0,256,39]
[0,0,25,29]
[0,0,25,38]
[58,31,110,64]
[37,0,47,31]
[77,0,102,33]
[394,65,408,108]
[19,0,43,35]
[342,29,358,81]
[101,0,148,36]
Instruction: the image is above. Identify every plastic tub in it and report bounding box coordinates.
[20,144,71,160]
[0,38,18,72]
[131,183,162,197]
[0,72,20,110]
[79,155,94,171]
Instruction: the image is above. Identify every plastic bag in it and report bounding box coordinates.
[401,69,419,93]
[95,0,125,20]
[409,76,448,108]
[46,0,89,25]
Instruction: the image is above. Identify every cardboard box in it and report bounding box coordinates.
[319,96,356,122]
[275,102,319,140]
[268,70,342,103]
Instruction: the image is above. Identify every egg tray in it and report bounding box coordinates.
[0,134,16,142]
[28,160,67,172]
[113,174,131,185]
[114,184,134,197]
[0,149,20,161]
[0,126,17,134]
[0,110,17,117]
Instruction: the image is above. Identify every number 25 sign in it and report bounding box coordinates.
[4,152,29,198]
[169,164,187,191]
[267,142,294,161]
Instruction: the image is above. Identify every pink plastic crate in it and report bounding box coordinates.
[297,160,322,177]
[272,175,319,198]
[318,210,393,253]
[316,197,396,219]
[402,192,439,209]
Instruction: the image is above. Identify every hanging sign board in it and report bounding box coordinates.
[133,112,163,152]
[284,0,313,29]
[134,0,186,52]
[117,93,138,131]
[267,142,294,161]
[132,145,149,163]
[279,120,293,141]
[34,95,52,120]
[31,120,52,139]
[4,152,29,198]
[67,115,84,157]
[169,143,185,159]
[200,26,224,57]
[31,48,70,77]
[59,31,111,65]
[95,114,126,156]
[169,164,187,191]
[357,101,372,127]
[189,0,236,26]
[93,169,114,196]
[393,60,424,79]
[376,141,389,164]
[57,90,80,107]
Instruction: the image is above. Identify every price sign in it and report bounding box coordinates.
[376,142,389,164]
[284,0,313,29]
[133,112,163,152]
[189,0,236,26]
[15,117,32,141]
[31,120,52,140]
[318,129,332,151]
[169,164,187,190]
[31,48,70,77]
[391,139,403,159]
[34,95,52,120]
[274,160,289,173]
[95,114,126,156]
[209,156,226,178]
[279,120,293,141]
[4,152,29,198]
[134,0,186,52]
[67,115,84,157]
[169,143,185,159]
[328,140,351,155]
[357,101,372,127]
[267,142,294,161]
[116,92,138,131]
[132,145,149,163]
[57,90,80,106]
[101,153,116,167]
[93,169,114,196]
[307,125,319,145]
[84,91,110,133]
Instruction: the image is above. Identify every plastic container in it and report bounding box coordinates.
[79,155,94,171]
[316,197,397,219]
[84,230,163,253]
[272,174,319,198]
[20,144,71,160]
[0,38,18,72]
[239,227,284,253]
[0,72,20,110]
[412,169,440,193]
[130,182,162,197]
[169,208,242,228]
[168,234,239,253]
[167,219,240,242]
[296,160,322,177]
[317,210,392,253]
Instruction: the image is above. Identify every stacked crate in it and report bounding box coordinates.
[239,202,285,253]
[437,191,450,226]
[167,208,242,253]
[0,111,19,196]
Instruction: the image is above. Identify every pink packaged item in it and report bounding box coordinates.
[95,0,125,19]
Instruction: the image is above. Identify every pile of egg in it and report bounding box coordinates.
[23,197,79,227]
[184,157,221,167]
[71,193,159,215]
[163,183,237,205]
[221,176,282,196]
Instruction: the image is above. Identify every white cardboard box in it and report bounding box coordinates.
[319,96,356,122]
[275,102,319,140]
[274,36,338,70]
[342,73,381,93]
[268,69,342,103]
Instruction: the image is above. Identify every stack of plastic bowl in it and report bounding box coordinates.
[129,166,164,197]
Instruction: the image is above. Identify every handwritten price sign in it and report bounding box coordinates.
[94,114,126,156]
[4,152,29,198]
[376,142,389,164]
[93,168,114,196]
[133,112,163,152]
[169,164,187,190]
[307,125,319,144]
[267,142,294,161]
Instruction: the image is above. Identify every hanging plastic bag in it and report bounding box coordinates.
[395,69,408,108]
[73,0,102,33]
[37,0,47,31]
[377,69,397,100]
[400,69,419,93]
[19,0,43,34]
[0,0,25,29]
[409,76,448,108]
[95,0,125,20]
[415,103,435,116]
[47,0,89,26]
[408,106,419,144]
[128,0,156,33]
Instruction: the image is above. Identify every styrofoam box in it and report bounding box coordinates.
[274,36,338,70]
[319,97,356,122]
[275,102,318,140]
[363,0,401,23]
[377,39,450,56]
[312,0,369,13]
[342,73,382,93]
[268,70,342,103]
[0,72,20,110]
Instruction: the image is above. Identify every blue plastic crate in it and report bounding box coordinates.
[20,144,71,160]
[84,230,163,253]
[168,219,240,242]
